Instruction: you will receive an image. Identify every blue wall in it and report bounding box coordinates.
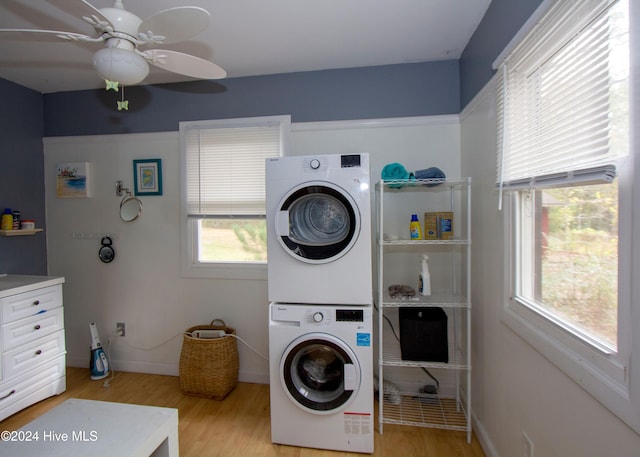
[459,0,543,108]
[44,61,459,137]
[0,77,47,275]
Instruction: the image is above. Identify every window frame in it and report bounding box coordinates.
[179,115,291,280]
[497,0,640,432]
[501,169,635,428]
[503,180,629,380]
[514,184,620,354]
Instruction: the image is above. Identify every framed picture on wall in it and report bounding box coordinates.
[56,162,91,198]
[133,159,162,196]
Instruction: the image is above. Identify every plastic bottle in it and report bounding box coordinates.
[419,254,432,296]
[1,208,13,230]
[410,214,422,240]
[11,210,20,230]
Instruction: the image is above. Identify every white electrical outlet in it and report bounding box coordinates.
[116,322,125,337]
[523,431,534,457]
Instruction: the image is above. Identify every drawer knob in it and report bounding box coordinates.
[0,389,16,401]
[32,300,40,306]
[34,324,41,330]
[35,349,42,355]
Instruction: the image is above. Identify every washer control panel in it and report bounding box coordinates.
[305,309,332,326]
[335,309,364,322]
[305,308,365,326]
[272,304,369,329]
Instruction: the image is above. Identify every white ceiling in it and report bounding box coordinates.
[0,0,491,94]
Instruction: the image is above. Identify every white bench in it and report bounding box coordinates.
[0,398,179,456]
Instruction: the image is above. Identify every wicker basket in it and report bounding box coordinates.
[179,319,239,400]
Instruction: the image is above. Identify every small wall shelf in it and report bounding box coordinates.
[0,229,43,236]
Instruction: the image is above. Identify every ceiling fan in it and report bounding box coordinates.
[0,0,227,90]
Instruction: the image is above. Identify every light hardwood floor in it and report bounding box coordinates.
[1,368,486,456]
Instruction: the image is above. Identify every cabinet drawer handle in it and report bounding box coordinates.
[34,324,41,330]
[32,300,40,306]
[0,390,16,401]
[35,349,43,355]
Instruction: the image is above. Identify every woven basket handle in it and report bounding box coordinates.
[210,319,226,327]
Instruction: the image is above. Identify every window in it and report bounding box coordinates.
[180,115,291,279]
[514,182,619,350]
[496,0,637,430]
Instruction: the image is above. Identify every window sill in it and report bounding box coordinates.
[502,300,640,434]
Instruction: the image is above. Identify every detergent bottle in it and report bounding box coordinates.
[419,254,432,296]
[1,208,13,230]
[410,214,422,240]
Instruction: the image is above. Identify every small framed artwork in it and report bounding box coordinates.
[56,162,91,198]
[133,159,162,196]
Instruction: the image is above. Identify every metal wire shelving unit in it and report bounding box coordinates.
[376,178,472,443]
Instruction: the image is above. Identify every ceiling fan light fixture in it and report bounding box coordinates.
[93,47,149,86]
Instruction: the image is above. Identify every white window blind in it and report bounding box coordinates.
[496,0,628,192]
[181,117,287,216]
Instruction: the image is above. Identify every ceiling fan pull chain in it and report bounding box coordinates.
[117,86,129,111]
[103,79,128,111]
[105,80,119,91]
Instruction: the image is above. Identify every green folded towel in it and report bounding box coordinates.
[381,163,415,188]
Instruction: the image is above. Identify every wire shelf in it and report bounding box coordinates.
[380,291,470,308]
[377,178,471,190]
[381,347,471,370]
[381,392,468,431]
[379,238,470,246]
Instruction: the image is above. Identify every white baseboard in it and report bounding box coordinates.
[239,371,270,384]
[472,410,499,457]
[68,357,178,376]
[67,357,269,385]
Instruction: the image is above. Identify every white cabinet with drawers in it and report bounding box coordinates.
[0,275,66,421]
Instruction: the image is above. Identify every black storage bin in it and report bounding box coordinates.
[399,307,448,362]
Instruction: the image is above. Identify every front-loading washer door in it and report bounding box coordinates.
[280,333,361,415]
[275,182,360,263]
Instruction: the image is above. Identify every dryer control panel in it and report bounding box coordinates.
[340,154,362,168]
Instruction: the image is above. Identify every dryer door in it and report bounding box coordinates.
[280,333,361,415]
[275,182,360,263]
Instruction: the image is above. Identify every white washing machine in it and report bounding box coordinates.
[269,303,374,453]
[266,153,372,305]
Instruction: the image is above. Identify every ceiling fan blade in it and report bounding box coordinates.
[144,49,226,80]
[139,7,210,45]
[46,0,113,28]
[0,28,100,43]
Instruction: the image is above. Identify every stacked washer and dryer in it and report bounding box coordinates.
[266,153,374,454]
